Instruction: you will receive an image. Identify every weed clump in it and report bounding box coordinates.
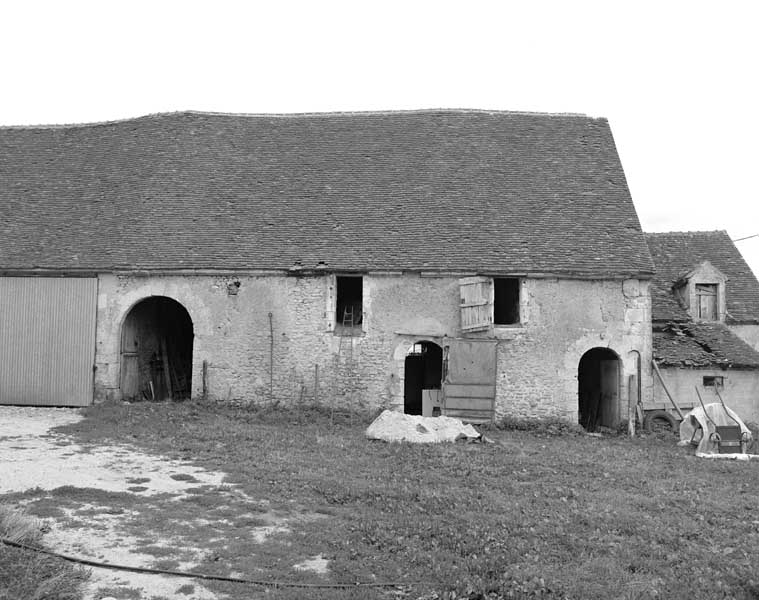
[495,416,584,436]
[0,504,89,600]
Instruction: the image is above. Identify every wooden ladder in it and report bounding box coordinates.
[331,306,356,425]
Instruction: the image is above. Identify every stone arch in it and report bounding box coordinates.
[392,338,443,413]
[577,346,621,431]
[403,341,443,415]
[120,296,194,401]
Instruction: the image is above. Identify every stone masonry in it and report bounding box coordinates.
[95,272,652,424]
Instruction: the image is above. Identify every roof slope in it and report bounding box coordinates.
[0,110,653,275]
[653,322,759,369]
[645,231,759,323]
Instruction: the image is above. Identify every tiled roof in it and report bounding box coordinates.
[0,110,654,276]
[653,322,759,369]
[645,231,759,323]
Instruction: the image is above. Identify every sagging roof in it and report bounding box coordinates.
[645,231,759,324]
[0,109,654,276]
[653,321,759,369]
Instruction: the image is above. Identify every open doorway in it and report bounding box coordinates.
[120,296,194,401]
[404,341,443,416]
[578,347,620,431]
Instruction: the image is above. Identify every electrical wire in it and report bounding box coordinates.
[0,537,425,590]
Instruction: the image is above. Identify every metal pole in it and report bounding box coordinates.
[314,364,319,405]
[268,312,274,406]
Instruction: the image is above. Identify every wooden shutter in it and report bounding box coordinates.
[442,338,497,423]
[459,277,492,332]
[696,284,717,320]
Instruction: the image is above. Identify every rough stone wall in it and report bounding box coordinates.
[491,278,652,422]
[654,367,759,424]
[730,324,759,353]
[94,272,652,425]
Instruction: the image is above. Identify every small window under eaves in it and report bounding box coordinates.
[494,278,520,325]
[703,376,724,388]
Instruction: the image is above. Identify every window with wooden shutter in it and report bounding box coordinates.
[459,276,493,332]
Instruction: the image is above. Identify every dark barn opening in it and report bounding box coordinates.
[494,278,520,325]
[578,347,620,431]
[404,341,443,415]
[336,276,363,330]
[120,296,194,401]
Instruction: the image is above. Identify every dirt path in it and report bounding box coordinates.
[0,406,255,600]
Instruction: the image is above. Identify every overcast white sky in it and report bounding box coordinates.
[1,1,757,276]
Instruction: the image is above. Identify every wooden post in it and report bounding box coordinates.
[160,338,173,401]
[628,374,637,437]
[202,360,208,402]
[651,360,684,420]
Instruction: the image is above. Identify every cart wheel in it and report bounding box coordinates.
[643,410,679,433]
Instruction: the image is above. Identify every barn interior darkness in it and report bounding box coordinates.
[578,347,619,431]
[120,297,194,401]
[404,341,443,415]
[335,276,363,329]
[494,278,520,325]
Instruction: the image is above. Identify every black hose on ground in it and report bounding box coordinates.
[0,537,424,590]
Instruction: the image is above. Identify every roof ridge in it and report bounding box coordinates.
[0,107,596,131]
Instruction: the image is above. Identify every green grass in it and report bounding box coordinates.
[7,400,759,599]
[0,504,89,600]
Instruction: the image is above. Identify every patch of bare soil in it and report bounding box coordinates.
[0,406,324,600]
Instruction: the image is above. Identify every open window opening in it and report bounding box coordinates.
[336,276,363,331]
[120,296,194,401]
[703,375,724,388]
[404,341,443,416]
[578,347,620,431]
[494,278,520,325]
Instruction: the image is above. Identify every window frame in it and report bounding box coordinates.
[333,274,364,334]
[459,276,522,333]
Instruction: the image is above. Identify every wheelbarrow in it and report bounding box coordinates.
[694,386,751,454]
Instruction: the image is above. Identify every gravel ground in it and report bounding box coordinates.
[0,405,231,600]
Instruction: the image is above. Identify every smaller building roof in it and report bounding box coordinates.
[645,231,759,324]
[653,321,759,369]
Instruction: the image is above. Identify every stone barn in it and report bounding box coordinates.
[0,109,654,426]
[645,231,759,423]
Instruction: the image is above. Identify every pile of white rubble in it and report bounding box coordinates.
[365,409,482,443]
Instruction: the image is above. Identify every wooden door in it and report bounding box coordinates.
[599,359,619,427]
[442,338,497,423]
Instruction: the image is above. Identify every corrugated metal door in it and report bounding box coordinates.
[442,338,497,423]
[0,277,97,406]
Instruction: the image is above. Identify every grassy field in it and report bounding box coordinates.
[4,401,759,600]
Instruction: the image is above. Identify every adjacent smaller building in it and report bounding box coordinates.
[645,231,759,423]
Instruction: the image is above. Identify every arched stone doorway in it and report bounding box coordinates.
[120,296,194,401]
[578,347,620,431]
[404,341,443,416]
